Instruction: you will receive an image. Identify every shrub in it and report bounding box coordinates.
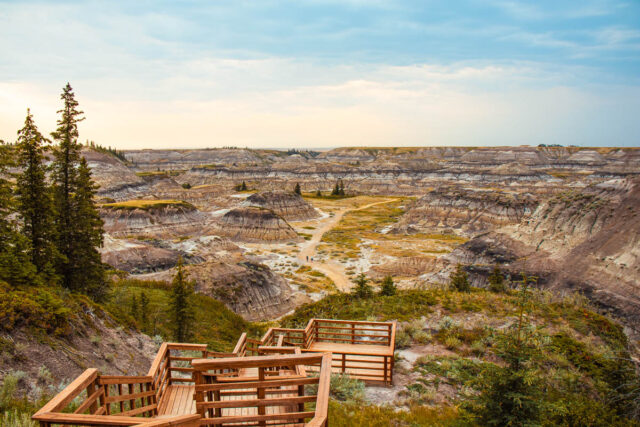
[1,410,37,427]
[449,264,470,292]
[352,274,372,298]
[379,275,397,296]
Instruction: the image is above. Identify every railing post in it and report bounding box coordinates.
[341,353,346,374]
[258,367,266,427]
[351,322,355,344]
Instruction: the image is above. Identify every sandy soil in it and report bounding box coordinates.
[296,198,399,291]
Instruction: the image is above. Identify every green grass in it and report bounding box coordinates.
[105,279,264,351]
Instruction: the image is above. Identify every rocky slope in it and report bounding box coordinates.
[391,186,538,237]
[136,260,300,321]
[0,290,156,401]
[99,235,181,273]
[434,178,640,333]
[100,201,206,238]
[245,191,319,221]
[210,207,300,242]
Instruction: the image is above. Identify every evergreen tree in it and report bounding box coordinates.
[140,292,149,332]
[488,265,506,293]
[130,293,139,318]
[50,84,106,298]
[352,273,373,298]
[15,110,58,281]
[0,141,39,287]
[51,83,84,291]
[170,258,195,342]
[450,263,470,292]
[316,189,322,197]
[338,179,345,196]
[331,181,340,196]
[241,181,247,191]
[475,273,545,425]
[379,275,397,296]
[294,183,301,195]
[71,158,107,300]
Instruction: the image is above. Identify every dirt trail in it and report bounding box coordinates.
[297,198,398,291]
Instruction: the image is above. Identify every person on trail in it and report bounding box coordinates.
[306,255,309,262]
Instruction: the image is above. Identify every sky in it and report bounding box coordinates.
[1,0,639,149]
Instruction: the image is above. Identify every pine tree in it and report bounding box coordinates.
[71,158,107,300]
[338,179,345,196]
[488,265,506,293]
[140,292,149,332]
[170,258,195,342]
[15,110,58,281]
[316,189,322,197]
[294,183,301,195]
[331,181,340,196]
[0,141,39,287]
[379,275,397,296]
[50,84,106,299]
[352,273,372,298]
[130,293,139,318]
[51,83,84,291]
[475,273,544,425]
[450,263,470,292]
[241,181,247,191]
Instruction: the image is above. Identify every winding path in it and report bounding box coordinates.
[297,198,398,292]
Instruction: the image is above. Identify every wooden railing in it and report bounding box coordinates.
[258,319,397,384]
[309,319,395,346]
[31,367,197,426]
[192,353,331,427]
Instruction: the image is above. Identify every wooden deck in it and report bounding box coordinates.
[32,318,396,426]
[257,319,397,384]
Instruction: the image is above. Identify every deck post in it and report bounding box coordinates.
[341,353,346,374]
[351,322,355,344]
[383,356,388,384]
[257,366,266,427]
[85,380,98,414]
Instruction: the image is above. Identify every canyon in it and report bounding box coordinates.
[89,146,640,335]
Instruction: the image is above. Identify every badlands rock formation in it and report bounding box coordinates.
[391,187,538,236]
[100,201,206,238]
[246,191,319,221]
[99,235,180,273]
[437,178,640,331]
[212,207,300,242]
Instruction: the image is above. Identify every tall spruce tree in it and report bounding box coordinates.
[71,158,107,300]
[51,84,106,298]
[15,110,58,281]
[0,141,39,287]
[51,83,84,290]
[294,183,301,195]
[170,258,196,342]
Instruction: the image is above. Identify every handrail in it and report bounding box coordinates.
[192,352,325,370]
[33,369,99,416]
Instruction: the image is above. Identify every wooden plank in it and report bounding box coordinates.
[198,411,315,425]
[32,412,151,425]
[165,343,208,351]
[313,318,393,326]
[105,389,155,404]
[149,343,169,377]
[135,414,201,427]
[99,376,153,385]
[34,369,98,415]
[119,403,157,417]
[74,387,104,414]
[192,353,323,370]
[196,394,316,410]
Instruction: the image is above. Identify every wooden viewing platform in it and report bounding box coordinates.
[32,318,396,426]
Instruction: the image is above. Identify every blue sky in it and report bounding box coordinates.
[1,0,639,148]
